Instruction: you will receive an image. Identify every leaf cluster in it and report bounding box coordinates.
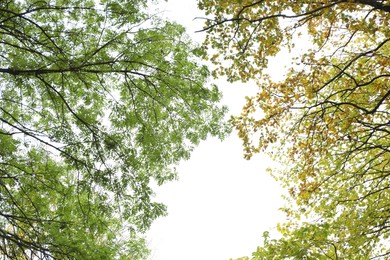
[0,0,229,258]
[200,0,390,258]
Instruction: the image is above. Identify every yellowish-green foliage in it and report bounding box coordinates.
[200,0,390,258]
[0,0,229,258]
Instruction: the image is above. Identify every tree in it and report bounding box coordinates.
[0,0,229,258]
[198,0,390,258]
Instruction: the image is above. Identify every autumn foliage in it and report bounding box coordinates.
[200,0,390,258]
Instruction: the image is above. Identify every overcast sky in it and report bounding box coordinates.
[146,1,286,259]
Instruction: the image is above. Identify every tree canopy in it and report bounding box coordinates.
[199,0,390,258]
[0,0,229,258]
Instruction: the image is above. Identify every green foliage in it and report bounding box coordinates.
[200,0,390,258]
[0,0,229,258]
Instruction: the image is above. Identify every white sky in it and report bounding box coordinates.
[146,1,287,259]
